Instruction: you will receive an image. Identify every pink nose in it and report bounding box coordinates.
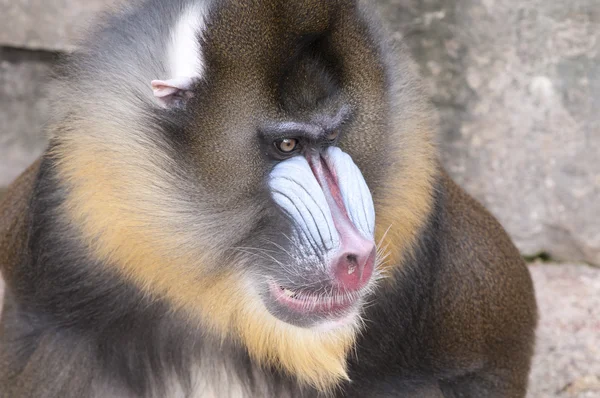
[332,238,376,291]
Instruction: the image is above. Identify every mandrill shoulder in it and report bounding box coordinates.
[0,159,40,283]
[428,170,538,379]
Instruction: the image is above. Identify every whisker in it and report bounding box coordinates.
[233,247,286,268]
[376,224,393,250]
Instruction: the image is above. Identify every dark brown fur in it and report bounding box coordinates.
[0,160,39,281]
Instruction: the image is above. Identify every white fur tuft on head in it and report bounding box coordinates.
[154,3,209,107]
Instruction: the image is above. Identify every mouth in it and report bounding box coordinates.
[268,280,363,316]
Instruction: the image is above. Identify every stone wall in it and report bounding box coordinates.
[375,0,600,265]
[0,0,118,187]
[0,0,598,265]
[0,47,53,184]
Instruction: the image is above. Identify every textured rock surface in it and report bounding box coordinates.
[375,0,600,265]
[528,263,600,398]
[0,48,52,186]
[0,262,598,397]
[0,0,117,51]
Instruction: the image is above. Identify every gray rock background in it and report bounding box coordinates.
[0,47,53,184]
[528,263,600,398]
[0,0,119,187]
[0,1,599,397]
[375,0,600,266]
[0,0,115,51]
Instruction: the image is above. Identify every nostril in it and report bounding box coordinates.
[335,248,375,283]
[331,242,376,291]
[346,254,358,275]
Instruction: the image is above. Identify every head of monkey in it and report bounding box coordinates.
[49,0,434,389]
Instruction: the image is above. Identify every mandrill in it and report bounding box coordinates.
[0,0,537,397]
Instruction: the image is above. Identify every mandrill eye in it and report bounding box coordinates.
[274,138,300,154]
[326,130,339,141]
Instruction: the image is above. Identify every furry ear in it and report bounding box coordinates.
[151,77,195,108]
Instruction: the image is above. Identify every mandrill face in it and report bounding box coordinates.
[178,27,390,329]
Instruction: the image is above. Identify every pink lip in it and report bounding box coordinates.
[268,280,362,315]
